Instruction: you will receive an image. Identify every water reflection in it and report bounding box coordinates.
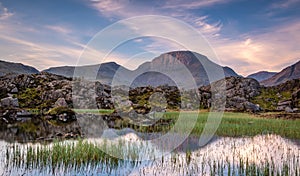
[0,129,299,175]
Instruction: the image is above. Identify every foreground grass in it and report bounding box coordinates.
[6,139,299,175]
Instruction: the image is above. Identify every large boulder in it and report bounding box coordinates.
[0,97,19,107]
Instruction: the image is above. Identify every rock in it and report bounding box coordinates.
[277,100,292,106]
[285,107,293,113]
[199,77,261,112]
[0,97,19,107]
[11,98,19,107]
[292,89,300,108]
[243,102,261,112]
[16,110,32,117]
[11,87,18,93]
[277,100,293,111]
[54,98,68,107]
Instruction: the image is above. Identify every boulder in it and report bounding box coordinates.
[277,100,293,111]
[0,97,19,107]
[54,98,68,107]
[243,102,261,112]
[285,107,293,113]
[11,87,18,93]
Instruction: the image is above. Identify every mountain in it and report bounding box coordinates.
[130,51,239,87]
[261,60,300,86]
[43,51,239,87]
[43,62,131,85]
[0,60,39,76]
[247,71,277,82]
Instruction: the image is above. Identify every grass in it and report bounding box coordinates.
[184,112,300,139]
[73,109,114,115]
[108,111,300,139]
[5,138,300,175]
[6,139,141,171]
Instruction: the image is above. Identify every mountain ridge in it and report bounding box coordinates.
[0,60,39,76]
[2,52,299,87]
[247,71,277,82]
[261,60,300,86]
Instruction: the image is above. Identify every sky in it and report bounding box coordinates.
[0,0,300,76]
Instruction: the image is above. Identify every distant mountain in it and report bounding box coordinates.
[43,51,239,87]
[130,51,239,87]
[43,62,131,85]
[261,60,300,86]
[0,60,39,76]
[247,71,277,82]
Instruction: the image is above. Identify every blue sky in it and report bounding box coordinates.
[0,0,299,76]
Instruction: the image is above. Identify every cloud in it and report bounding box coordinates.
[88,0,222,37]
[45,25,72,35]
[270,0,300,9]
[0,3,13,20]
[211,21,300,76]
[162,0,229,9]
[0,34,84,70]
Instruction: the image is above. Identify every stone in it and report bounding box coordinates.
[11,98,19,107]
[244,102,261,112]
[11,87,18,93]
[54,98,68,107]
[277,100,292,106]
[285,107,293,113]
[0,97,19,107]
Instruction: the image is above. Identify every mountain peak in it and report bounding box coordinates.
[153,50,208,66]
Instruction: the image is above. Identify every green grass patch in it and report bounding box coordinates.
[73,109,114,115]
[155,112,300,139]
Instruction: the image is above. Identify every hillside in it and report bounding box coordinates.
[261,60,300,86]
[0,60,39,76]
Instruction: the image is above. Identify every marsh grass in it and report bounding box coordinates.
[5,136,299,175]
[148,112,300,139]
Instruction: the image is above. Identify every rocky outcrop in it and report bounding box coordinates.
[292,89,300,109]
[199,77,261,112]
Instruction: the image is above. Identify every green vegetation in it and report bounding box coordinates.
[251,87,292,110]
[107,111,300,139]
[74,109,114,115]
[7,140,140,171]
[17,88,41,108]
[182,112,299,139]
[46,106,74,116]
